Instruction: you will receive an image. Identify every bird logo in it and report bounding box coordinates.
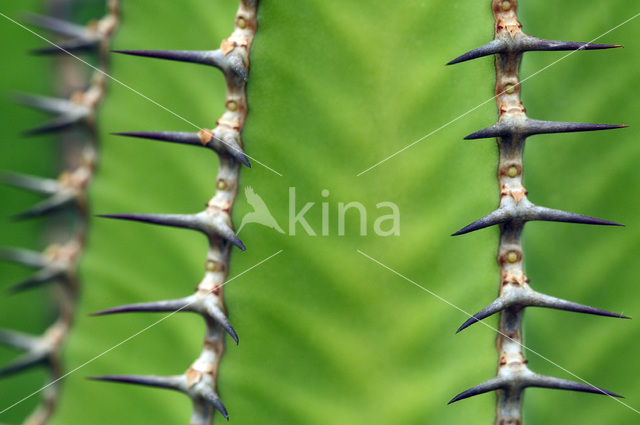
[237,186,285,234]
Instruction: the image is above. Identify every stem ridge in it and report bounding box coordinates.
[93,1,260,423]
[447,1,626,423]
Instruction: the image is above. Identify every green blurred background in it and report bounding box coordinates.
[1,0,639,424]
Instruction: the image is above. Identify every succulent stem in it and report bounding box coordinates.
[447,1,625,423]
[94,1,259,422]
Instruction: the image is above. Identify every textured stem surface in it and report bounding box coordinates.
[94,1,259,423]
[448,1,625,424]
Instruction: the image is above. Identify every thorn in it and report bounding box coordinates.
[531,206,623,227]
[0,329,38,351]
[233,151,251,168]
[93,297,240,343]
[98,213,200,231]
[112,131,202,147]
[215,220,246,251]
[113,131,251,168]
[448,377,505,404]
[457,298,506,333]
[99,213,245,249]
[522,36,622,52]
[218,134,251,168]
[0,171,60,195]
[202,389,229,421]
[0,247,47,268]
[525,374,622,397]
[204,301,239,344]
[532,292,630,319]
[448,36,621,66]
[31,38,97,55]
[452,205,621,236]
[92,297,192,316]
[464,119,627,140]
[113,49,224,69]
[452,209,508,236]
[448,40,507,65]
[0,352,48,378]
[227,53,248,82]
[457,291,628,332]
[89,374,183,391]
[23,13,88,38]
[7,268,63,294]
[12,193,75,220]
[220,320,239,345]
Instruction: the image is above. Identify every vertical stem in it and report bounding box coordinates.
[493,1,527,424]
[188,1,258,422]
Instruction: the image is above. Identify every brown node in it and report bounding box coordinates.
[499,353,508,366]
[220,38,237,55]
[71,91,85,104]
[185,367,201,388]
[198,128,214,145]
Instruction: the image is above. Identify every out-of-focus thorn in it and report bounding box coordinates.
[23,13,87,38]
[464,119,627,140]
[31,38,97,55]
[0,247,47,268]
[0,352,48,378]
[7,268,63,294]
[0,171,60,195]
[448,377,505,404]
[524,374,622,397]
[12,193,75,220]
[89,374,184,391]
[447,39,507,65]
[0,329,38,351]
[23,113,86,136]
[202,388,229,421]
[13,93,78,115]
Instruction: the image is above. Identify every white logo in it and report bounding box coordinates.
[238,187,400,236]
[237,186,285,234]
